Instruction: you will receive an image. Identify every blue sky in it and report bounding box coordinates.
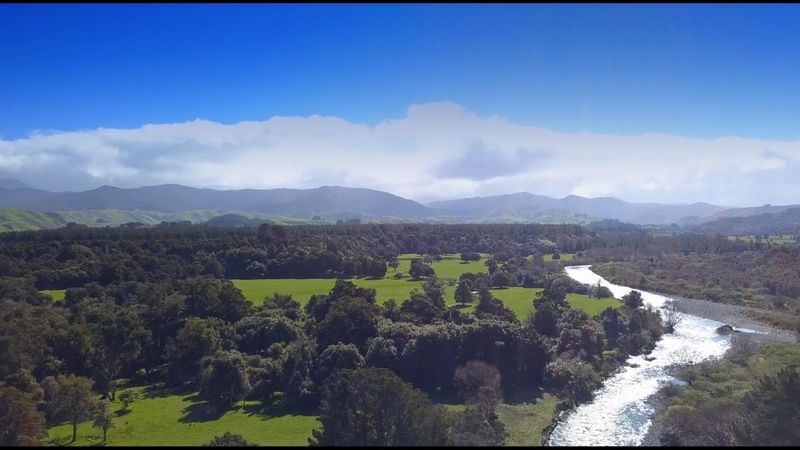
[2,3,800,140]
[1,4,800,205]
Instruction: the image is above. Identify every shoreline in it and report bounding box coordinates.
[636,296,796,447]
[668,296,796,343]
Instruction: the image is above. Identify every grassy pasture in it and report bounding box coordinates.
[232,252,620,321]
[42,289,66,302]
[232,253,490,306]
[46,384,557,447]
[543,253,574,262]
[46,386,319,446]
[497,392,560,446]
[233,281,620,322]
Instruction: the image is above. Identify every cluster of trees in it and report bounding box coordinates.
[311,362,507,446]
[0,263,666,445]
[0,222,699,445]
[656,338,800,446]
[0,371,137,445]
[0,223,597,290]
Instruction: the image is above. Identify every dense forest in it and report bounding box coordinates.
[0,223,596,290]
[0,223,668,446]
[0,222,798,446]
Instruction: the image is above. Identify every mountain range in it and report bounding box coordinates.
[0,180,791,231]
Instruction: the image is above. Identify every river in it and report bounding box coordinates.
[547,265,732,446]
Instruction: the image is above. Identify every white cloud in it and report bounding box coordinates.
[1,101,799,206]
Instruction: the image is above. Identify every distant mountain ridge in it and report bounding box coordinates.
[695,206,800,235]
[427,192,725,225]
[0,184,431,219]
[0,179,791,227]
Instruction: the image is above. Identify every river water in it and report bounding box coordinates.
[547,265,732,446]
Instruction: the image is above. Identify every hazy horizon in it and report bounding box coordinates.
[2,4,800,206]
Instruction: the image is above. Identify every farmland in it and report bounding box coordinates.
[46,386,318,446]
[232,253,620,321]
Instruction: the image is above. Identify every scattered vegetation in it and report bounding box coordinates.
[655,339,800,446]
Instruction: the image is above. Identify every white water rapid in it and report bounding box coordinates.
[547,265,732,446]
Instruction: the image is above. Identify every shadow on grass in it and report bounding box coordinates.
[141,383,195,399]
[179,400,228,423]
[180,397,319,424]
[427,386,462,405]
[48,433,106,447]
[448,303,473,310]
[504,384,547,405]
[114,408,132,417]
[240,401,319,419]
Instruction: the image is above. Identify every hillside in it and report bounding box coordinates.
[3,182,791,227]
[428,192,724,225]
[0,208,67,231]
[0,208,315,232]
[695,207,800,235]
[0,184,432,219]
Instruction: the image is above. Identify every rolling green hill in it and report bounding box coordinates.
[0,208,67,231]
[0,208,320,232]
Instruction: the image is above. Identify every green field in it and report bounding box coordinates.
[490,288,621,320]
[46,384,554,447]
[42,289,66,302]
[543,253,574,262]
[232,278,621,320]
[46,386,319,446]
[232,253,490,306]
[232,253,620,321]
[497,392,560,446]
[0,208,67,232]
[233,281,620,322]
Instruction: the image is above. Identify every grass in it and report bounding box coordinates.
[543,253,574,262]
[233,280,620,321]
[232,253,621,321]
[564,293,621,316]
[44,383,558,447]
[0,208,321,232]
[490,288,621,321]
[232,253,490,306]
[0,207,67,232]
[441,403,467,413]
[41,252,619,319]
[497,392,560,446]
[42,289,66,302]
[46,386,319,446]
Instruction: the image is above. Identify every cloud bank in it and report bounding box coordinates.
[1,101,799,206]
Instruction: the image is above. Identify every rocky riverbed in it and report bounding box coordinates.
[668,296,797,343]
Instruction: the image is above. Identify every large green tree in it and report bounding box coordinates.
[75,298,150,400]
[92,399,115,442]
[455,281,474,306]
[310,368,449,446]
[48,375,98,443]
[199,350,252,406]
